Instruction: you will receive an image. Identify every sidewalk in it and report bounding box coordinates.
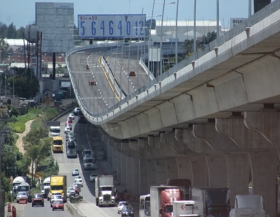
[4,203,25,217]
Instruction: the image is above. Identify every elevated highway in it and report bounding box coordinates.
[66,2,280,216]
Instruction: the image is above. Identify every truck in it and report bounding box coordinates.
[150,186,185,217]
[139,194,151,217]
[95,175,115,207]
[229,195,266,217]
[17,182,30,196]
[190,187,230,217]
[166,179,192,199]
[42,177,50,198]
[49,126,61,137]
[172,200,203,217]
[11,176,25,199]
[48,175,67,202]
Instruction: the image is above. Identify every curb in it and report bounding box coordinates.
[66,201,85,217]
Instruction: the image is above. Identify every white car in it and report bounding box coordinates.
[64,126,71,133]
[72,168,79,176]
[74,178,83,187]
[68,113,75,120]
[50,194,63,207]
[73,107,80,115]
[90,172,98,182]
[67,187,75,197]
[82,148,94,160]
[83,156,97,170]
[117,201,129,214]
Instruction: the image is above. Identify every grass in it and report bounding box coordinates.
[7,107,60,133]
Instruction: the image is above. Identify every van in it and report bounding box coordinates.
[52,136,63,153]
[49,126,60,137]
[83,156,97,170]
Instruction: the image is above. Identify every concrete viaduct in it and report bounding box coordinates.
[66,2,280,216]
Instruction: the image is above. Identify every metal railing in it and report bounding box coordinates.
[66,0,280,121]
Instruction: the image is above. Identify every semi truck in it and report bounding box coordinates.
[11,176,25,199]
[166,179,192,199]
[190,187,230,217]
[95,175,115,207]
[48,175,67,202]
[42,177,50,198]
[150,186,185,217]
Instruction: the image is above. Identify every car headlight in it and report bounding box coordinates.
[111,196,115,199]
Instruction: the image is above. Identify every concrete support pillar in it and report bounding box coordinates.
[139,159,148,194]
[121,152,127,187]
[132,158,140,196]
[166,158,179,179]
[107,140,113,164]
[146,159,156,188]
[225,154,250,208]
[176,157,193,181]
[126,156,133,194]
[206,154,227,187]
[155,159,167,185]
[112,145,118,181]
[190,155,208,186]
[249,153,277,217]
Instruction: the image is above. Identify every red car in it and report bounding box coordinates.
[52,200,64,211]
[32,193,44,207]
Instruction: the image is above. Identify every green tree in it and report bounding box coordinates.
[202,31,217,44]
[6,23,17,39]
[8,67,39,98]
[0,38,9,59]
[0,22,8,38]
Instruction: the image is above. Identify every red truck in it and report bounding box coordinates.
[166,179,191,199]
[150,186,185,217]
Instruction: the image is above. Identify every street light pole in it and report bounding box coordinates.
[175,0,179,65]
[160,0,166,77]
[216,0,219,38]
[193,0,197,57]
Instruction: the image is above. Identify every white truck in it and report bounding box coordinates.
[11,176,25,199]
[95,175,116,207]
[190,187,230,217]
[49,126,60,137]
[42,177,50,198]
[172,200,203,217]
[229,195,266,217]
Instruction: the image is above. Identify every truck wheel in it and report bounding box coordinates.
[96,199,98,206]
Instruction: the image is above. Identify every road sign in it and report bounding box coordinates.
[78,14,146,39]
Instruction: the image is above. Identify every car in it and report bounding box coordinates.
[50,194,63,207]
[68,113,75,120]
[66,187,75,198]
[64,126,71,133]
[65,132,76,141]
[90,172,98,182]
[117,201,129,214]
[82,148,94,159]
[73,107,80,115]
[66,123,72,130]
[66,148,77,158]
[120,205,134,217]
[16,191,28,203]
[52,200,64,211]
[72,168,79,176]
[74,178,83,187]
[83,156,97,170]
[32,193,44,207]
[74,175,82,180]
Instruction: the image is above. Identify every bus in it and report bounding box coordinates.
[52,136,63,153]
[139,194,150,217]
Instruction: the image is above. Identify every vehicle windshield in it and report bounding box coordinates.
[34,194,43,198]
[43,183,50,187]
[101,187,112,191]
[18,192,26,196]
[53,140,62,145]
[83,150,92,156]
[164,205,173,213]
[67,141,76,148]
[17,186,29,191]
[53,200,63,204]
[50,128,60,133]
[84,158,93,163]
[51,186,63,190]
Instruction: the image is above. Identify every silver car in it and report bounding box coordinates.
[16,191,28,203]
[66,149,77,158]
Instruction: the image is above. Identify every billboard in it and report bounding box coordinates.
[78,14,146,39]
[36,2,74,53]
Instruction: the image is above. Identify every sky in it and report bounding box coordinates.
[0,0,261,30]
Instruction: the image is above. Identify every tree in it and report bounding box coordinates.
[202,31,217,44]
[8,67,39,98]
[0,22,8,38]
[24,128,51,186]
[0,38,9,59]
[6,23,17,39]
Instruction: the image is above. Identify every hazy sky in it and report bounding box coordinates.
[0,0,259,29]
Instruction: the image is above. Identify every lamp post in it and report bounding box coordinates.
[216,0,219,38]
[193,0,197,57]
[175,0,179,65]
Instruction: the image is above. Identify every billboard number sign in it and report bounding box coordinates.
[78,14,146,39]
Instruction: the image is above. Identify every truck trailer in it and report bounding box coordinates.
[172,200,203,217]
[190,187,230,217]
[150,185,185,217]
[95,175,115,207]
[48,175,67,202]
[42,177,50,198]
